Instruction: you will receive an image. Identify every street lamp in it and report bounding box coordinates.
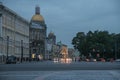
[29,42,32,62]
[21,40,23,63]
[115,41,117,60]
[114,37,118,60]
[6,36,9,61]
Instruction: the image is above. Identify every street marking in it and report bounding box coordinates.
[34,72,61,80]
[110,71,120,79]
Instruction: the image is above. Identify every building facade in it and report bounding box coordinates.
[0,3,29,63]
[46,32,56,59]
[29,6,47,60]
[68,48,75,59]
[48,32,56,45]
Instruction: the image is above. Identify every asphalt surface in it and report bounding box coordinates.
[0,70,120,80]
[0,61,120,80]
[0,61,120,71]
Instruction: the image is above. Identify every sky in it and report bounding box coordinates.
[1,0,120,48]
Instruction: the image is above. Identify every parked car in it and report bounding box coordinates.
[115,59,120,62]
[6,56,16,64]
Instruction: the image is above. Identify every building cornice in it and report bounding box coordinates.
[0,3,29,24]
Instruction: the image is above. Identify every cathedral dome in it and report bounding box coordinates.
[31,6,45,22]
[49,32,54,36]
[31,14,44,22]
[48,32,56,38]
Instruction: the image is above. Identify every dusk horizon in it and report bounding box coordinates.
[1,0,120,48]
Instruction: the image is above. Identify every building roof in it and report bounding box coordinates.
[0,2,29,24]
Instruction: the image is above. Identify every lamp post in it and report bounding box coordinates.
[29,42,32,62]
[21,40,23,63]
[115,40,117,60]
[6,36,9,61]
[92,48,95,58]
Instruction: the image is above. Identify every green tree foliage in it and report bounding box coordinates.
[72,30,120,59]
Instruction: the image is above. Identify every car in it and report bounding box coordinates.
[100,58,106,62]
[115,59,120,62]
[6,56,16,64]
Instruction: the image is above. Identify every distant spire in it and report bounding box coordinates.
[35,5,40,14]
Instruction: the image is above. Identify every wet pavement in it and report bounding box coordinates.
[0,70,120,80]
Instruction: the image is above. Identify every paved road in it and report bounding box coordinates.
[0,61,120,80]
[0,70,120,80]
[0,61,120,71]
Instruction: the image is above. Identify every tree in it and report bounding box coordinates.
[72,32,86,56]
[72,30,120,60]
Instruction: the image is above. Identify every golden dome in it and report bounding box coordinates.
[31,14,44,22]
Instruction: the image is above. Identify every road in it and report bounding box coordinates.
[0,61,120,80]
[0,61,120,71]
[0,70,120,80]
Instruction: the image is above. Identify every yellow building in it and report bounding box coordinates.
[0,3,29,63]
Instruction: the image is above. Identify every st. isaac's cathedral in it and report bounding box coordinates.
[0,3,72,63]
[29,6,56,60]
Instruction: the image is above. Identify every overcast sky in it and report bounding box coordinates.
[1,0,120,48]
